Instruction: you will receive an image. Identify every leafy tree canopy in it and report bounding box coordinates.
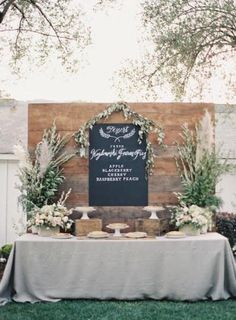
[0,0,91,72]
[116,0,236,100]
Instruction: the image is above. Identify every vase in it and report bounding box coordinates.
[179,224,200,236]
[200,224,208,234]
[38,226,60,237]
[31,225,38,234]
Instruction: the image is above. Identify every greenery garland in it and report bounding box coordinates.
[74,102,165,176]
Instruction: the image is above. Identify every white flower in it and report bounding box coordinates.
[183,207,189,213]
[54,211,61,217]
[80,147,86,157]
[29,202,73,230]
[66,223,71,229]
[173,204,209,229]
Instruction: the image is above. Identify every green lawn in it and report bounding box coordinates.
[1,300,236,320]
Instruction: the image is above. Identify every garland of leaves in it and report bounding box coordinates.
[74,102,165,176]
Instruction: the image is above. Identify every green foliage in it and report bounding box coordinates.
[0,0,90,72]
[15,123,74,216]
[177,152,225,208]
[216,212,236,250]
[176,115,230,208]
[0,244,13,259]
[116,0,236,100]
[143,0,236,97]
[20,167,64,212]
[74,102,165,176]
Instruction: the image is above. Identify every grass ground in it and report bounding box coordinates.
[1,299,236,320]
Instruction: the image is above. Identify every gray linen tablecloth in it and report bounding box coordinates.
[1,232,236,304]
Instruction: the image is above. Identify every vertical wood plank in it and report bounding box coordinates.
[28,103,214,222]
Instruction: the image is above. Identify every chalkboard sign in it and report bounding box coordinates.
[89,124,148,206]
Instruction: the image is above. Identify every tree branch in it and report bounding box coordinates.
[15,15,24,50]
[0,0,15,23]
[12,3,32,27]
[28,0,63,47]
[0,27,75,41]
[0,0,8,7]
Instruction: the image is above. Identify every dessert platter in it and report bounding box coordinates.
[106,223,129,237]
[165,231,186,239]
[143,206,163,219]
[125,232,147,239]
[74,206,96,220]
[87,231,110,239]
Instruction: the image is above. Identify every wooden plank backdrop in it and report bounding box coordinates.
[28,103,214,228]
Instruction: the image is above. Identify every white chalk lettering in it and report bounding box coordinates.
[106,126,129,135]
[90,148,146,161]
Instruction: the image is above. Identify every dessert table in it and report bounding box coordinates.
[1,232,236,305]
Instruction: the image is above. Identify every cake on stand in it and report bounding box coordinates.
[143,206,163,220]
[75,207,96,220]
[106,223,129,237]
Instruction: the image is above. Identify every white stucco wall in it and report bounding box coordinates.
[0,100,28,246]
[215,105,236,212]
[0,99,28,153]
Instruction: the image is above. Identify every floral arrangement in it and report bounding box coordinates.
[172,205,209,230]
[175,110,230,208]
[74,102,165,176]
[28,190,73,231]
[13,122,74,217]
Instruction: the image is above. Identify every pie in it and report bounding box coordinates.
[87,231,109,238]
[165,231,185,238]
[125,232,147,239]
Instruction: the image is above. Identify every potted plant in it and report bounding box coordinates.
[175,111,231,230]
[13,122,74,227]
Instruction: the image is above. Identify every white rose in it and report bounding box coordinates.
[183,207,189,213]
[66,223,71,229]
